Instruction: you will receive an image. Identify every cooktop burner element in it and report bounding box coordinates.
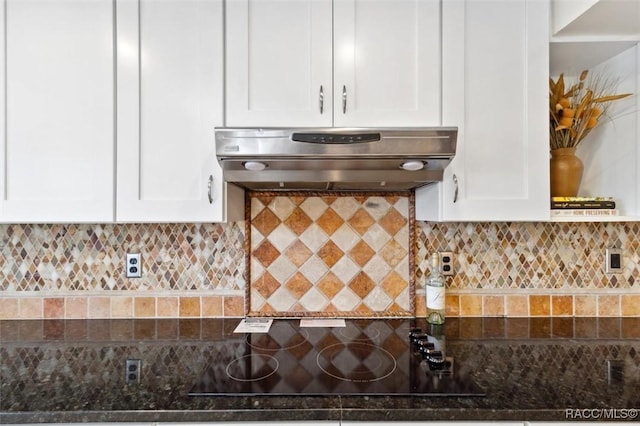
[316,342,397,382]
[226,354,279,382]
[189,319,485,397]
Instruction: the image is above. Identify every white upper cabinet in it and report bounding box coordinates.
[416,0,550,222]
[225,0,333,127]
[116,0,241,223]
[0,0,115,223]
[332,0,441,127]
[225,0,441,127]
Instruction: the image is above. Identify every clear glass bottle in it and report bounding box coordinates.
[425,252,445,324]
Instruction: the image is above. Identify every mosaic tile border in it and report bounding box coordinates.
[245,191,416,318]
[414,290,640,318]
[0,293,245,320]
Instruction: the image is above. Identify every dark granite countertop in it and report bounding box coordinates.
[1,317,639,423]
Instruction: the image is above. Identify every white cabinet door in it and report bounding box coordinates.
[416,0,550,221]
[226,0,440,127]
[225,0,333,127]
[116,0,240,223]
[0,0,115,223]
[333,0,441,127]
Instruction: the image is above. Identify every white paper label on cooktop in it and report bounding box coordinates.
[300,319,346,327]
[233,318,273,333]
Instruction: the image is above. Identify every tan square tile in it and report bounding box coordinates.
[112,297,133,318]
[445,294,460,317]
[20,298,43,319]
[316,207,344,236]
[381,271,408,299]
[224,296,244,317]
[317,240,344,268]
[283,207,313,236]
[348,240,375,267]
[134,297,155,318]
[552,295,573,316]
[598,295,620,317]
[414,294,426,317]
[348,208,375,235]
[44,298,64,319]
[180,297,201,317]
[157,297,179,317]
[379,207,408,236]
[575,295,597,316]
[202,296,223,317]
[286,272,313,299]
[252,207,280,237]
[460,295,482,316]
[621,294,640,316]
[530,295,550,316]
[317,272,345,299]
[483,295,505,317]
[253,240,281,268]
[506,295,528,317]
[0,298,19,319]
[349,272,375,298]
[66,297,87,319]
[88,297,111,319]
[254,271,281,299]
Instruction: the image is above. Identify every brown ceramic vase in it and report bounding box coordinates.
[550,147,583,197]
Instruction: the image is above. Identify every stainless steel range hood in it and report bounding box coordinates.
[215,127,457,191]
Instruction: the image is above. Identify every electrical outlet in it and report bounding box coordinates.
[605,247,622,274]
[440,252,454,276]
[125,359,141,385]
[126,253,142,278]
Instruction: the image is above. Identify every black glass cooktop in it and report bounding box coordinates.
[189,319,485,397]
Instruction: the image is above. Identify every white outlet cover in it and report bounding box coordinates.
[126,253,142,278]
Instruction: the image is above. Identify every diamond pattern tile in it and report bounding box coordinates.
[249,193,413,317]
[415,221,640,291]
[0,223,245,295]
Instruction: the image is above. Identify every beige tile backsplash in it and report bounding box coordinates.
[1,195,639,319]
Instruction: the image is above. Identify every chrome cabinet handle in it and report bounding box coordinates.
[452,174,459,203]
[342,85,347,114]
[319,85,324,114]
[207,175,214,204]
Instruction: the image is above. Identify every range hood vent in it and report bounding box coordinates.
[215,127,457,192]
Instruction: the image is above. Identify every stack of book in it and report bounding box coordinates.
[550,196,618,217]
